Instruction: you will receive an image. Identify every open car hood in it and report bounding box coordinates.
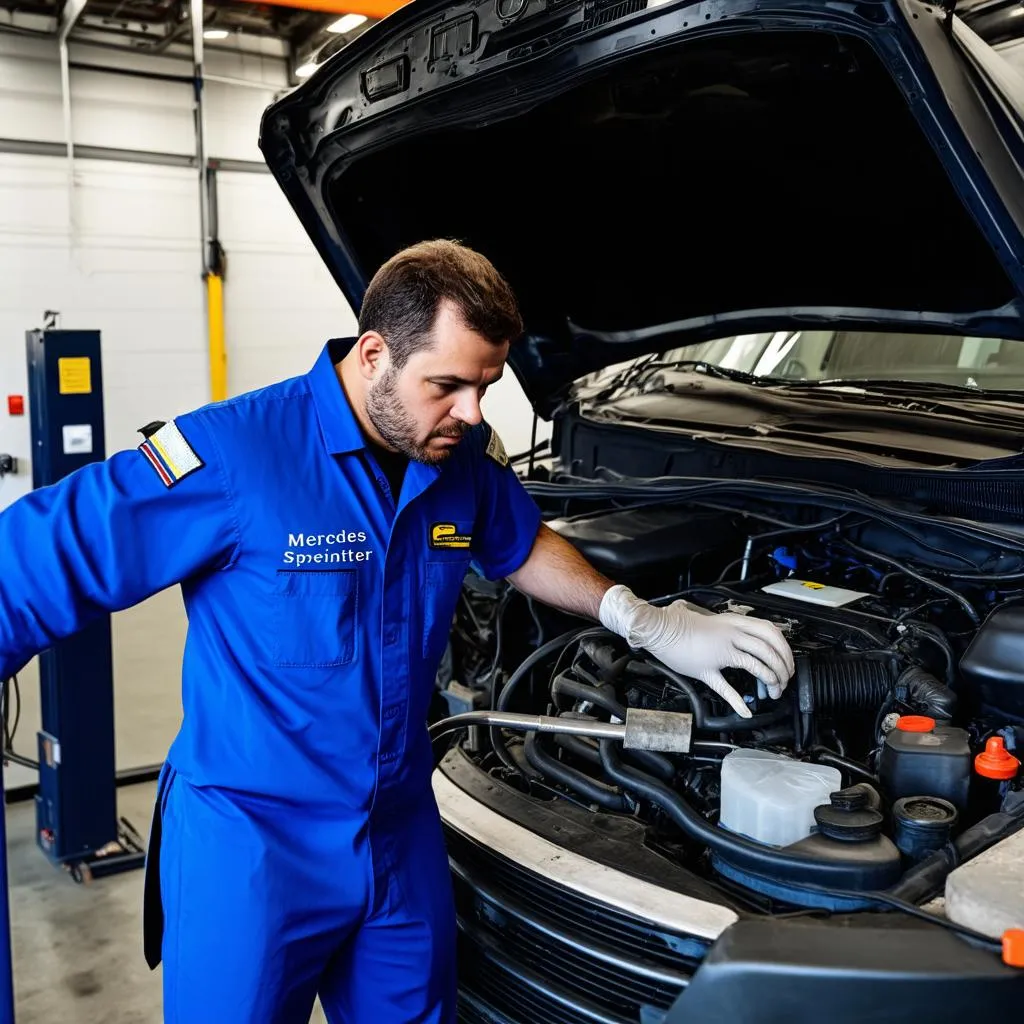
[260,0,1024,415]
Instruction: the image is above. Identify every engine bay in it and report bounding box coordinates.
[435,477,1024,917]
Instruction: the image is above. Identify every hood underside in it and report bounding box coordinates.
[260,0,1024,412]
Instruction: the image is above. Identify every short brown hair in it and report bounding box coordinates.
[358,239,523,367]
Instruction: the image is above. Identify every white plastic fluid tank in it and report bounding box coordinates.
[719,749,841,848]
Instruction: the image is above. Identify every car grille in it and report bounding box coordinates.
[445,825,708,1024]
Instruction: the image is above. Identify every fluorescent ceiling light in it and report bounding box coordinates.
[203,28,229,39]
[327,13,367,33]
[295,62,320,79]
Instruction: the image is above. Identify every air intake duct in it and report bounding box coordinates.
[795,654,895,715]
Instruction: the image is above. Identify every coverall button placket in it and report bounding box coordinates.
[376,468,440,791]
[376,513,416,791]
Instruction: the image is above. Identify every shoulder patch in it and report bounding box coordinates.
[138,420,204,487]
[485,426,509,468]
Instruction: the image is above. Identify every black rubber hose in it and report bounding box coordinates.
[524,733,628,811]
[807,748,880,784]
[624,662,791,732]
[898,666,957,721]
[555,730,677,783]
[486,588,513,711]
[751,724,796,746]
[631,661,708,723]
[490,626,608,773]
[888,806,1024,904]
[580,639,631,681]
[707,705,792,732]
[693,740,740,755]
[497,628,611,714]
[553,733,603,766]
[598,742,899,888]
[624,746,677,782]
[551,673,627,719]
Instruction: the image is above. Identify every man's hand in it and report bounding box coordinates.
[505,526,795,718]
[599,584,795,718]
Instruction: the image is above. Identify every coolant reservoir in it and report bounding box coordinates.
[720,749,841,848]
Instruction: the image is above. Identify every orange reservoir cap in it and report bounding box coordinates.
[895,716,935,733]
[1003,929,1024,968]
[975,736,1021,781]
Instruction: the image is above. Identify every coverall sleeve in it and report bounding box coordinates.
[470,427,543,581]
[0,412,239,681]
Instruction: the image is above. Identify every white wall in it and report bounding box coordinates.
[0,35,289,160]
[0,32,545,779]
[217,171,357,394]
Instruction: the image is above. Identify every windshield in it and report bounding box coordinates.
[580,331,1024,394]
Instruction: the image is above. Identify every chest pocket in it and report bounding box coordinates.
[273,570,358,671]
[422,557,471,662]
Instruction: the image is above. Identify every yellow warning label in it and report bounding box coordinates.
[58,357,92,395]
[801,581,825,590]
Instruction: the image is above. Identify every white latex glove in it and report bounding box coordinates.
[599,585,795,719]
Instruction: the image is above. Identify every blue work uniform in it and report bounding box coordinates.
[0,338,542,1023]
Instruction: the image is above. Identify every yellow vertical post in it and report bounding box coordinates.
[206,272,227,402]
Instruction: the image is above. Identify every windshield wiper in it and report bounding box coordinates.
[780,378,1024,401]
[579,361,1024,406]
[605,360,782,392]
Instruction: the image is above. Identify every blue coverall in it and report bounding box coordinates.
[0,338,542,1022]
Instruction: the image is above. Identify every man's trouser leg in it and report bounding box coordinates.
[157,770,370,1024]
[318,797,457,1024]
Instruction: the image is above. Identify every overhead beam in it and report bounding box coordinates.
[58,0,89,41]
[0,137,268,173]
[235,0,410,22]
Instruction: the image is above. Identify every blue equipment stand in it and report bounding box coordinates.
[24,330,146,884]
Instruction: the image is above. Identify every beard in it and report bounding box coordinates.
[366,366,467,465]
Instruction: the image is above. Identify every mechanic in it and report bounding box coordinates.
[0,239,794,1023]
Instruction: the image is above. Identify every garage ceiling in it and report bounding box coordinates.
[0,1,1020,82]
[0,0,414,73]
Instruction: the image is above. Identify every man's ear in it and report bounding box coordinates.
[355,331,389,381]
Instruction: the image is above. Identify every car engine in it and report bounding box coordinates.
[434,477,1024,912]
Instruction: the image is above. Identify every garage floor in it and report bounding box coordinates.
[5,782,328,1023]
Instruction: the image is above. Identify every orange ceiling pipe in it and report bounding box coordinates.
[236,0,412,20]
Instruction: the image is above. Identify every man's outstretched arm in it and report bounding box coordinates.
[0,415,238,681]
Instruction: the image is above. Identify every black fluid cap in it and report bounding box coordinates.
[892,796,959,833]
[828,783,882,812]
[814,786,885,842]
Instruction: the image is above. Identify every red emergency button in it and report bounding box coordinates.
[7,396,24,416]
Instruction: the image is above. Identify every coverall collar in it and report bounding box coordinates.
[309,338,368,455]
[309,339,441,509]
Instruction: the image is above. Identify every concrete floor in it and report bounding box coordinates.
[5,782,328,1023]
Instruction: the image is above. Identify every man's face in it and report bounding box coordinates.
[366,302,509,464]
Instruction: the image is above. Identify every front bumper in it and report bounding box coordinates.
[435,754,1024,1023]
